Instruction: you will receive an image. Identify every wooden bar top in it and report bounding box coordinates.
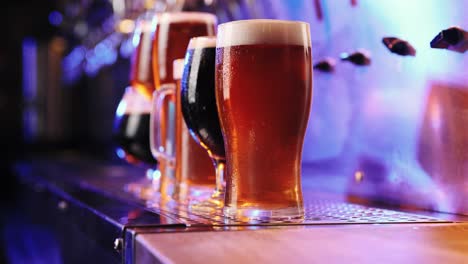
[136,223,468,263]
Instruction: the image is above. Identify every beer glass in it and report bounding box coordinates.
[152,59,215,202]
[114,87,156,165]
[113,11,160,197]
[132,12,216,99]
[149,12,217,198]
[180,37,226,209]
[215,20,312,220]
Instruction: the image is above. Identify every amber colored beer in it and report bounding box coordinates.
[174,59,215,189]
[216,20,312,219]
[131,12,216,99]
[130,14,156,100]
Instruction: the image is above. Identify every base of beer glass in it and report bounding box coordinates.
[223,206,304,222]
[189,190,224,212]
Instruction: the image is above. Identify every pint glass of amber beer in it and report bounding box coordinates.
[216,20,312,220]
[150,12,217,198]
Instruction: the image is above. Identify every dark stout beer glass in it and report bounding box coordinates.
[180,37,226,209]
[215,20,312,220]
[174,59,215,200]
[114,87,156,165]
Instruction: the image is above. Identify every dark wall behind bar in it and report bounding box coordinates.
[1,0,59,204]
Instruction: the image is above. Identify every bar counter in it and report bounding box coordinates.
[14,154,468,263]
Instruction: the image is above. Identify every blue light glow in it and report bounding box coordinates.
[84,49,102,76]
[132,26,141,48]
[147,169,161,181]
[63,46,86,69]
[115,100,127,117]
[250,210,261,217]
[62,46,86,83]
[191,189,204,197]
[48,11,63,26]
[120,37,135,58]
[116,148,126,159]
[22,38,37,100]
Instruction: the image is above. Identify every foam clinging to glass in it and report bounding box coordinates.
[217,19,311,47]
[188,36,217,50]
[173,59,185,80]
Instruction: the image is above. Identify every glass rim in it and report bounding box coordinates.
[157,11,217,24]
[188,36,217,50]
[218,19,310,28]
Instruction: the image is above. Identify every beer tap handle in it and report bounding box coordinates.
[382,37,416,56]
[313,58,336,72]
[340,50,371,66]
[430,26,468,53]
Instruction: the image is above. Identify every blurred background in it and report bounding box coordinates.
[0,0,467,261]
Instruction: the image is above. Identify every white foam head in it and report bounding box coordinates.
[173,59,185,80]
[158,12,217,25]
[217,19,311,47]
[187,36,216,50]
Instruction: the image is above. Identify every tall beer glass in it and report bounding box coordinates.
[114,11,159,197]
[150,12,217,198]
[216,20,312,220]
[180,37,226,209]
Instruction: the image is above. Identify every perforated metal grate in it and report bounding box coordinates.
[150,199,450,227]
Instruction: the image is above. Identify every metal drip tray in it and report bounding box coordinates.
[15,158,456,231]
[303,201,445,224]
[151,199,450,227]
